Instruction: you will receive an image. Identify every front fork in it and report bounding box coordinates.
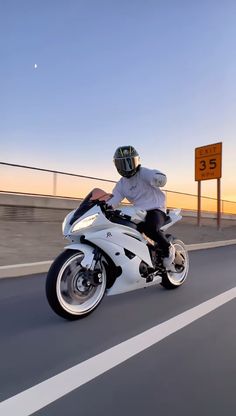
[68,245,104,288]
[82,248,104,287]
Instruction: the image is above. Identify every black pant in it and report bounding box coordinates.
[138,209,170,256]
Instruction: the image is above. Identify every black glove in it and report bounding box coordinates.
[105,203,114,211]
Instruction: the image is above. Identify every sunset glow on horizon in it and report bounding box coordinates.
[1,163,236,215]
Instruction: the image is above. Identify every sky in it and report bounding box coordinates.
[1,0,236,201]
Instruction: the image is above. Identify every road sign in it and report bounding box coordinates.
[195,141,222,229]
[195,142,222,181]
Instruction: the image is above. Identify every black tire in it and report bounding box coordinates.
[45,249,106,320]
[161,239,189,289]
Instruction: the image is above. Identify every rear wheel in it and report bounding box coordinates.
[46,249,107,320]
[161,239,189,289]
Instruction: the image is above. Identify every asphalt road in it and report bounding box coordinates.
[0,246,236,416]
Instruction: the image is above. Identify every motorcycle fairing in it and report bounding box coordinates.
[65,241,161,295]
[83,228,153,267]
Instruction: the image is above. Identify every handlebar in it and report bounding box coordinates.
[94,200,134,223]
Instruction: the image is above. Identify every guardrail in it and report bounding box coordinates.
[1,161,236,215]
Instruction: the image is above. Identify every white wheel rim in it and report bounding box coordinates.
[167,241,189,285]
[56,253,106,315]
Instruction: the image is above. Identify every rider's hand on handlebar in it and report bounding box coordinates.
[104,203,114,211]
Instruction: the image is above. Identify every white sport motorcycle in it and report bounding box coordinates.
[46,188,189,320]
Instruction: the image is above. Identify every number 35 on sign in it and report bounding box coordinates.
[195,142,222,181]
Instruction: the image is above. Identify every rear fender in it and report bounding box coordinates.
[161,209,182,231]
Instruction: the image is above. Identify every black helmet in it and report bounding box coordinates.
[113,146,140,178]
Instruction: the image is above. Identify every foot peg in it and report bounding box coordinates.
[146,270,160,283]
[146,275,154,283]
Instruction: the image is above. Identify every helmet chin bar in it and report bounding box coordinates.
[118,168,138,178]
[118,164,140,178]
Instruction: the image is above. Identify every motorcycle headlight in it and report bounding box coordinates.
[62,211,75,235]
[62,216,68,234]
[71,214,98,233]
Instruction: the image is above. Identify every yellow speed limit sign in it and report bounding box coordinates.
[195,142,222,181]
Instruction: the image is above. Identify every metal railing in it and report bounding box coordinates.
[1,161,236,215]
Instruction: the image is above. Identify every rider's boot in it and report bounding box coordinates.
[163,243,176,272]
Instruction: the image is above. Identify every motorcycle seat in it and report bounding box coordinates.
[164,214,171,225]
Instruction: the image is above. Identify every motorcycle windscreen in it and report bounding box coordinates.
[90,188,113,202]
[69,188,113,225]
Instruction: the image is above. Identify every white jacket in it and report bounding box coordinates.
[109,166,167,212]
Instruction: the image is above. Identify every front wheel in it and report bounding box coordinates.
[161,239,189,289]
[45,249,107,320]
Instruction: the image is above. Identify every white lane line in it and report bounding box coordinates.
[1,287,235,416]
[187,240,236,251]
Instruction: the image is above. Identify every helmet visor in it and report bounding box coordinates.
[114,156,140,174]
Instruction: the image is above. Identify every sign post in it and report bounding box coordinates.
[195,142,222,229]
[197,181,201,227]
[217,178,221,229]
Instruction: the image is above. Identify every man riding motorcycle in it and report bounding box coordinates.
[45,146,188,319]
[108,145,176,272]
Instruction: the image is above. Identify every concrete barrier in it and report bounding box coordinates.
[0,193,80,221]
[1,192,236,222]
